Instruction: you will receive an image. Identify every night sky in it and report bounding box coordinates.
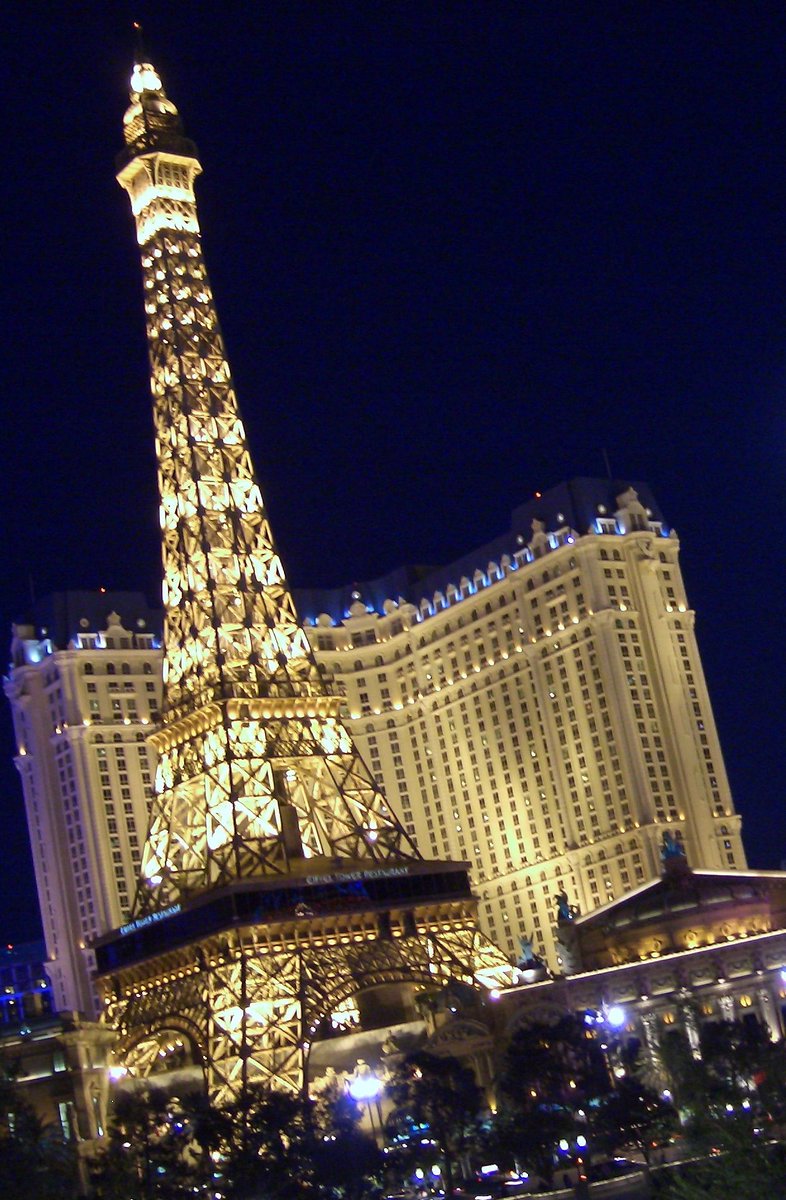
[3,3,786,942]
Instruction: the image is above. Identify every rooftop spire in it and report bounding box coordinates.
[119,42,196,179]
[132,20,146,65]
[128,25,163,99]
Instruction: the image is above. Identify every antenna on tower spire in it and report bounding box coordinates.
[132,21,147,66]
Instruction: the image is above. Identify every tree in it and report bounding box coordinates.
[661,1120,786,1200]
[312,1088,384,1200]
[384,1051,483,1198]
[93,1081,382,1200]
[495,1015,611,1187]
[659,1016,786,1126]
[485,1101,573,1191]
[91,1084,197,1199]
[699,1017,779,1100]
[499,1015,611,1109]
[0,1070,77,1200]
[212,1088,319,1200]
[593,1077,676,1179]
[191,1082,382,1200]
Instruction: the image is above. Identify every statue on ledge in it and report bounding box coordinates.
[661,830,686,862]
[515,932,548,982]
[516,933,543,969]
[555,889,578,922]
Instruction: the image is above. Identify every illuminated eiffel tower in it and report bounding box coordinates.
[95,52,512,1103]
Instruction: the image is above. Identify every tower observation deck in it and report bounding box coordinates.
[95,54,512,1102]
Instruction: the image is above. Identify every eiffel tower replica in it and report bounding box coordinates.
[95,51,512,1104]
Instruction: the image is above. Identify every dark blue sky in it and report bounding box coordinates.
[2,3,786,940]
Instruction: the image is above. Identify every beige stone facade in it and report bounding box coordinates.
[0,1011,115,1187]
[5,594,162,1016]
[300,479,746,968]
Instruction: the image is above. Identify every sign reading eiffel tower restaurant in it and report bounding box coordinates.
[94,52,513,1104]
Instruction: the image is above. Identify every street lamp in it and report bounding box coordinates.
[348,1063,383,1138]
[605,1005,627,1029]
[348,1073,383,1103]
[584,1005,628,1085]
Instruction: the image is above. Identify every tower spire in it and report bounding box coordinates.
[132,20,146,65]
[99,57,512,1102]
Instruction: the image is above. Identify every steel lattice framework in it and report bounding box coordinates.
[97,58,513,1101]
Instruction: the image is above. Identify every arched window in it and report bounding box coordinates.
[121,663,131,675]
[83,663,94,675]
[143,662,153,675]
[107,663,116,675]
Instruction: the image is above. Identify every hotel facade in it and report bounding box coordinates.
[5,593,162,1015]
[297,477,746,967]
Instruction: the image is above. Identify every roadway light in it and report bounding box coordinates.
[348,1073,382,1102]
[605,1004,626,1028]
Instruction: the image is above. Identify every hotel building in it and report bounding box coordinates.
[5,592,162,1015]
[297,477,746,966]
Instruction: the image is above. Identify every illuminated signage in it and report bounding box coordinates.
[120,903,181,936]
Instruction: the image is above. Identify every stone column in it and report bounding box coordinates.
[718,994,735,1020]
[757,987,780,1040]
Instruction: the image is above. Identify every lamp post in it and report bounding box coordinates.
[348,1063,383,1139]
[584,1004,628,1087]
